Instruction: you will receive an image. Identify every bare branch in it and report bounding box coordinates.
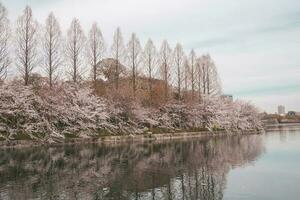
[65,18,86,83]
[16,6,38,85]
[87,23,105,85]
[43,12,62,87]
[0,3,10,82]
[198,54,222,98]
[110,27,125,90]
[126,33,142,98]
[189,49,197,99]
[143,38,158,104]
[159,40,172,102]
[173,43,184,99]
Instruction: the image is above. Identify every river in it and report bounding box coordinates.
[0,124,299,200]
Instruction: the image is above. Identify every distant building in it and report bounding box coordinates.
[221,94,233,102]
[278,105,285,115]
[287,111,296,116]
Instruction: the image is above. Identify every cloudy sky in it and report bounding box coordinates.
[2,0,300,113]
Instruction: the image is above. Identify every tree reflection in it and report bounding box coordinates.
[0,135,264,200]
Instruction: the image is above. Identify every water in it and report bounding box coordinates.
[0,124,299,200]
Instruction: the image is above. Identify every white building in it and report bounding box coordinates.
[278,105,285,115]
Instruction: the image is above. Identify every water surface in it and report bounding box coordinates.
[0,124,299,200]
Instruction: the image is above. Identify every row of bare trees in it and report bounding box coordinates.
[0,4,221,102]
[0,3,10,81]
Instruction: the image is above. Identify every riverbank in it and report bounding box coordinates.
[0,129,261,148]
[0,82,263,144]
[262,113,300,124]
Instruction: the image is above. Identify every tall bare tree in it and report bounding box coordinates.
[199,54,222,98]
[196,57,203,101]
[183,55,190,94]
[143,38,157,104]
[206,54,222,97]
[43,12,62,88]
[0,3,10,82]
[110,27,125,90]
[126,33,142,98]
[173,43,185,99]
[88,23,105,86]
[201,55,207,95]
[159,40,172,101]
[65,18,86,83]
[189,49,197,99]
[16,6,38,86]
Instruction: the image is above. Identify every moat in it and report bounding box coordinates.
[0,124,299,200]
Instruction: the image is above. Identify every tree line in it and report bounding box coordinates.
[0,4,221,105]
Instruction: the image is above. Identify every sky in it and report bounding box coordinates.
[2,0,300,113]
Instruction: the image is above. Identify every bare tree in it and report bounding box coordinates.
[173,43,185,99]
[16,6,38,86]
[43,12,62,88]
[196,57,203,101]
[159,40,172,101]
[183,55,190,93]
[201,55,207,95]
[110,27,125,90]
[65,18,86,83]
[126,33,142,98]
[206,55,222,97]
[189,49,197,99]
[88,23,105,86]
[0,3,10,82]
[143,38,157,104]
[199,54,222,98]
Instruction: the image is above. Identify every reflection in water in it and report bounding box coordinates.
[0,135,264,200]
[266,123,300,143]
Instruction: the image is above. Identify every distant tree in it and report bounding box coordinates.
[159,40,172,101]
[126,33,142,98]
[199,54,222,98]
[88,23,105,87]
[207,56,222,96]
[173,43,185,99]
[16,6,38,86]
[183,55,190,93]
[143,38,157,104]
[189,49,196,99]
[43,12,62,88]
[110,27,125,90]
[65,18,86,83]
[196,57,203,101]
[0,3,10,82]
[200,55,207,96]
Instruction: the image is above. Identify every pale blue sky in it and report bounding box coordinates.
[2,0,300,112]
